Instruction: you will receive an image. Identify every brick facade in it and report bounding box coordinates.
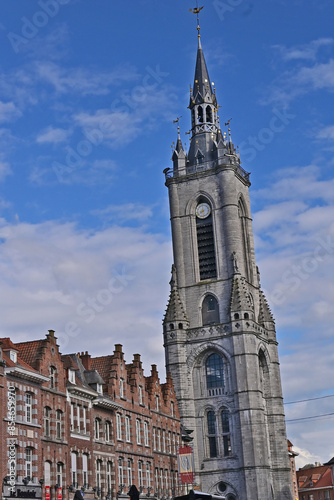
[0,332,182,500]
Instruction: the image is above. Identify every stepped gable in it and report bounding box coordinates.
[229,274,253,313]
[16,329,61,371]
[161,372,175,404]
[145,363,160,397]
[126,353,143,388]
[258,288,275,325]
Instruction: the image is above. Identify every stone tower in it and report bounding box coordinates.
[163,29,293,500]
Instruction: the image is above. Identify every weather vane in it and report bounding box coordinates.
[189,3,204,37]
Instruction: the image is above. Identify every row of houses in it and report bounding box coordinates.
[0,330,183,500]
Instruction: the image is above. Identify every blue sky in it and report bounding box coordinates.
[1,0,334,468]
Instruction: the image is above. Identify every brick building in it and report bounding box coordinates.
[0,331,182,500]
[297,460,334,500]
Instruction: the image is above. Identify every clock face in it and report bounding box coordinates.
[196,202,211,219]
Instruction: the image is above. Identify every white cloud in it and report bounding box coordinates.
[36,126,71,144]
[0,219,171,375]
[34,61,139,95]
[252,164,334,465]
[92,203,153,224]
[317,125,334,140]
[0,101,22,123]
[272,38,334,61]
[0,160,12,181]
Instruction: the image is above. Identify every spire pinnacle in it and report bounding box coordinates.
[189,4,204,39]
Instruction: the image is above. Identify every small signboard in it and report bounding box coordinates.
[3,484,42,499]
[45,486,51,500]
[177,445,195,484]
[57,488,62,500]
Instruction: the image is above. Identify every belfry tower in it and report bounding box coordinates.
[163,21,293,500]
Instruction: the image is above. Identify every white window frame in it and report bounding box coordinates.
[127,459,132,486]
[71,452,77,487]
[116,413,122,440]
[57,463,63,487]
[146,462,151,487]
[125,415,130,442]
[82,454,88,487]
[25,393,32,423]
[138,460,143,487]
[118,458,123,485]
[144,421,149,446]
[25,448,32,478]
[136,419,141,445]
[56,410,62,439]
[120,378,124,398]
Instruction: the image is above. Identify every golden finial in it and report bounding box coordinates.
[189,4,204,38]
[173,116,182,124]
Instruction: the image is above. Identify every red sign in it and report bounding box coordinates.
[45,486,51,500]
[177,445,195,484]
[57,488,62,500]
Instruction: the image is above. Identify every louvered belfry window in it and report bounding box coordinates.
[196,203,217,280]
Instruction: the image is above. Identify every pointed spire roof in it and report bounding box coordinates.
[193,37,213,101]
[163,265,189,324]
[258,289,275,325]
[230,275,253,313]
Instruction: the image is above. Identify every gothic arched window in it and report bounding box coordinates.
[202,295,219,325]
[198,106,203,123]
[221,408,232,456]
[207,410,217,458]
[206,105,213,123]
[206,353,224,393]
[196,201,217,280]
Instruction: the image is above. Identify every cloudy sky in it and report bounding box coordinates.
[1,0,334,468]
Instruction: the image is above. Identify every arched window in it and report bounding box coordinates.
[198,106,203,123]
[207,411,217,458]
[221,408,232,456]
[196,201,217,280]
[206,105,213,123]
[206,354,224,395]
[202,295,219,325]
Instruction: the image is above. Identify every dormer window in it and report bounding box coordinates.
[97,384,103,395]
[68,369,75,384]
[10,351,17,363]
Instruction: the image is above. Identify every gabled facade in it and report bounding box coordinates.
[163,26,293,500]
[0,332,182,500]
